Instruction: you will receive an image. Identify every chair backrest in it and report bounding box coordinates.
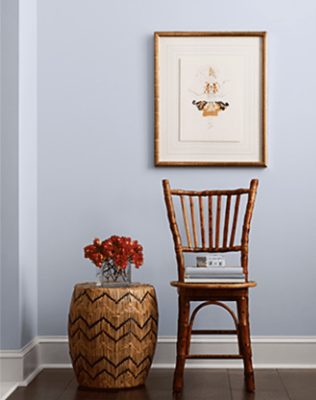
[162,179,258,281]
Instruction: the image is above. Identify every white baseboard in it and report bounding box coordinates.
[1,335,316,399]
[0,338,39,382]
[0,338,39,400]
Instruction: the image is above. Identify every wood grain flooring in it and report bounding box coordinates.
[6,368,316,400]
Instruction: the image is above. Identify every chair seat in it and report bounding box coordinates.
[170,280,257,290]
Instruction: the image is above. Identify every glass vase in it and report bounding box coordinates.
[97,262,131,287]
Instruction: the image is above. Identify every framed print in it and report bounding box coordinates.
[154,32,267,166]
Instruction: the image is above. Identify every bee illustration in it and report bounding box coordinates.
[192,100,229,117]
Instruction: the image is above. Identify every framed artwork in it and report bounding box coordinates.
[154,32,267,166]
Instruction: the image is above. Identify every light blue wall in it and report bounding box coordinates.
[0,0,20,349]
[19,0,38,348]
[0,0,38,350]
[24,0,316,338]
[1,0,315,349]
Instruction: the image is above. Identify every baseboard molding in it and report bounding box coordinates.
[1,335,316,399]
[0,338,39,382]
[0,338,39,400]
[154,336,316,369]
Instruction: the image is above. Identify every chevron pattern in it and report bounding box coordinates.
[68,283,158,389]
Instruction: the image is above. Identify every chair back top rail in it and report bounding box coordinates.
[181,246,242,253]
[170,188,250,196]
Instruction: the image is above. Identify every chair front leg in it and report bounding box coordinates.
[173,294,190,393]
[237,295,255,392]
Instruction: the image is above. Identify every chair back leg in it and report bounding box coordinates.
[237,295,255,392]
[173,295,190,392]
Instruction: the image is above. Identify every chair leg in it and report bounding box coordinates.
[173,294,190,393]
[237,295,255,392]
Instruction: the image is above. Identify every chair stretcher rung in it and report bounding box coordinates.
[191,329,237,335]
[186,354,243,360]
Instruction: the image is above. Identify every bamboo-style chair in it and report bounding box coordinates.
[162,179,258,393]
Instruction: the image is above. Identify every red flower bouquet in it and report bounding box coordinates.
[84,235,143,285]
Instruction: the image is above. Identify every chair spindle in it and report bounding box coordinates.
[215,195,221,249]
[208,195,213,249]
[180,196,192,247]
[223,194,231,248]
[199,197,206,248]
[230,194,241,247]
[189,197,198,248]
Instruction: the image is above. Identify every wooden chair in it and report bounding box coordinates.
[162,179,258,393]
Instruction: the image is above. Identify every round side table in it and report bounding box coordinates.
[68,282,158,389]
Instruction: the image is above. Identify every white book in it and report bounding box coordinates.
[184,277,245,283]
[185,267,243,275]
[185,275,244,280]
[196,255,226,267]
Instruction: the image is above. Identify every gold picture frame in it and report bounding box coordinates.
[154,32,267,167]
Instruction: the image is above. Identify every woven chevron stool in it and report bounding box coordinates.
[68,282,158,389]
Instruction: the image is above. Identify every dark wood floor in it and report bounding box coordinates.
[7,368,316,400]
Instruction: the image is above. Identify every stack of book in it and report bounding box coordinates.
[184,255,245,283]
